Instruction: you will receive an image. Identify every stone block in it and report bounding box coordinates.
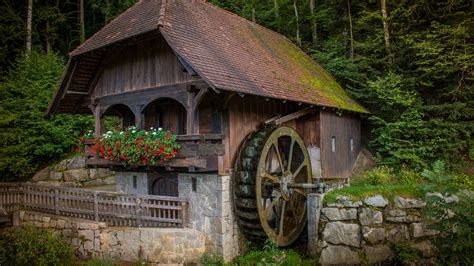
[359,208,383,225]
[323,222,361,247]
[410,240,437,257]
[50,171,63,180]
[362,226,385,243]
[82,179,104,187]
[411,223,439,238]
[103,176,116,185]
[66,156,86,170]
[32,167,50,181]
[322,208,357,221]
[387,225,409,242]
[319,245,360,265]
[364,245,394,263]
[394,196,426,209]
[54,159,68,172]
[64,169,89,182]
[364,195,388,207]
[90,168,114,179]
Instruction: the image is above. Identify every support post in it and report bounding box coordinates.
[186,89,197,134]
[307,193,324,257]
[94,104,104,137]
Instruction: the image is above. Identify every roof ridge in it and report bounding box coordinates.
[69,0,155,56]
[158,0,167,27]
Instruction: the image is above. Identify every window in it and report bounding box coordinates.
[350,137,354,152]
[192,177,197,192]
[331,137,336,152]
[132,175,137,189]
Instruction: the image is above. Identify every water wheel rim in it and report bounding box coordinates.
[256,126,312,246]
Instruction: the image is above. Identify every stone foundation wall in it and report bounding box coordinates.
[317,195,438,265]
[178,174,244,261]
[13,210,205,264]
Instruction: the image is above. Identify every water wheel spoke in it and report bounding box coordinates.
[287,139,295,172]
[264,195,281,216]
[261,172,279,183]
[277,201,286,240]
[293,188,306,197]
[288,197,299,222]
[272,142,285,173]
[292,162,305,179]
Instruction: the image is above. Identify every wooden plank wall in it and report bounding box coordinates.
[93,35,200,98]
[320,110,361,179]
[226,96,320,171]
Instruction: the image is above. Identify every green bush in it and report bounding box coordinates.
[363,166,395,185]
[397,168,422,185]
[422,161,474,265]
[201,252,225,265]
[0,225,75,266]
[449,173,474,189]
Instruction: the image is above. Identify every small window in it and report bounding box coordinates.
[192,177,197,192]
[350,138,354,152]
[133,175,137,189]
[331,137,336,152]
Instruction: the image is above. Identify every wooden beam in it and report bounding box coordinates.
[66,90,88,96]
[193,88,208,107]
[265,107,313,126]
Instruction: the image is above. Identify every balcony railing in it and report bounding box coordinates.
[84,134,225,172]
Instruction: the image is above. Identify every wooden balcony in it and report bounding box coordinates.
[84,134,225,172]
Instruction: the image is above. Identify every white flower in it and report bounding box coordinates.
[152,132,156,135]
[150,127,154,130]
[145,132,148,135]
[158,127,163,131]
[120,131,124,135]
[132,130,136,133]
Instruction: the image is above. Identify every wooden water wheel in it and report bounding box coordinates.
[233,126,312,246]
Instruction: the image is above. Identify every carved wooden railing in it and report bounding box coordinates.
[0,183,188,228]
[84,134,225,172]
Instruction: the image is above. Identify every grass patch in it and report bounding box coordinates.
[324,183,423,204]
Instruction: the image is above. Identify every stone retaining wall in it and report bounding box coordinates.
[317,195,438,265]
[12,210,206,264]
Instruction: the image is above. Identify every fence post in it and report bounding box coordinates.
[136,196,142,227]
[54,189,59,215]
[93,191,99,222]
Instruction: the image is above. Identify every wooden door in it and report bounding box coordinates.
[149,173,178,197]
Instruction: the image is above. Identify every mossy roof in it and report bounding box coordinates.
[67,0,368,113]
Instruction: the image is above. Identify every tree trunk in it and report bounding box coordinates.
[293,0,301,46]
[380,0,394,64]
[274,0,280,31]
[347,0,354,62]
[26,0,33,54]
[309,0,317,45]
[79,0,85,43]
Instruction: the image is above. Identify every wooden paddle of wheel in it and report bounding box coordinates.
[233,126,312,246]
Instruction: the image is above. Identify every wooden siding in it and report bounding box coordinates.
[144,99,187,134]
[226,96,320,172]
[92,35,200,98]
[320,111,361,179]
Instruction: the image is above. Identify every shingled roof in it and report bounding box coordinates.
[50,0,367,114]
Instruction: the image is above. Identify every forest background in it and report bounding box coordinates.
[0,0,472,181]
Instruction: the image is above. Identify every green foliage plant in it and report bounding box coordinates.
[363,166,395,185]
[0,225,75,266]
[0,52,93,181]
[86,126,180,167]
[422,160,474,265]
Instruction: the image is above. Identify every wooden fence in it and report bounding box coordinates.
[0,183,188,228]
